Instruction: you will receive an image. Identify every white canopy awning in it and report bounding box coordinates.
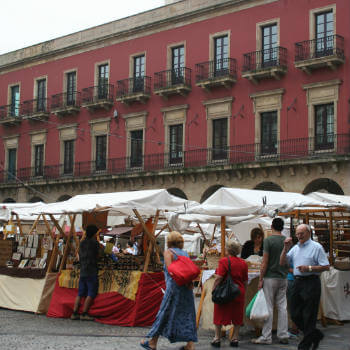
[0,202,45,221]
[30,189,198,217]
[186,187,326,217]
[307,192,350,208]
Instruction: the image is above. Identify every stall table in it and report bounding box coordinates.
[47,269,165,326]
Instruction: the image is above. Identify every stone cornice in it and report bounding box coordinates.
[0,0,278,73]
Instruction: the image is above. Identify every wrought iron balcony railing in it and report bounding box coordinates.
[21,98,50,116]
[154,67,191,91]
[295,34,345,62]
[81,84,114,105]
[196,58,237,83]
[243,46,288,72]
[0,104,21,120]
[51,91,81,110]
[116,76,151,98]
[1,134,349,184]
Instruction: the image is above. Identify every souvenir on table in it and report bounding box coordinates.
[27,260,34,268]
[32,258,41,268]
[38,258,47,269]
[27,235,34,248]
[33,235,39,248]
[30,248,37,258]
[12,252,22,261]
[18,236,26,246]
[17,246,25,255]
[24,247,31,258]
[42,237,53,250]
[18,259,28,268]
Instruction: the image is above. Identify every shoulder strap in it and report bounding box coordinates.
[227,257,231,273]
[169,248,178,257]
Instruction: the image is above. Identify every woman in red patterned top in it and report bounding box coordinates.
[211,240,248,348]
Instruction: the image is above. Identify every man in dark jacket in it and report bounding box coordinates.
[71,225,100,321]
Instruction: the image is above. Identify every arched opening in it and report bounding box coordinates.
[254,182,283,192]
[200,184,224,203]
[167,188,188,200]
[3,198,16,203]
[57,194,72,202]
[303,178,344,195]
[29,196,44,203]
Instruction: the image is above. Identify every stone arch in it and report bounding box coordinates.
[167,188,188,200]
[3,198,16,203]
[254,182,283,192]
[200,184,224,203]
[29,196,44,203]
[57,194,72,202]
[303,178,344,195]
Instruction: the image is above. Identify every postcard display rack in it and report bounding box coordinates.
[0,214,58,314]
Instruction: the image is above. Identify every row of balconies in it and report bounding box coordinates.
[2,133,349,184]
[0,35,345,126]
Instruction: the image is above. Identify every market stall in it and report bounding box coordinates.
[169,187,339,329]
[32,189,198,326]
[0,202,58,313]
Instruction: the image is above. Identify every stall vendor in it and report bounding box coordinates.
[241,228,264,259]
[71,225,100,321]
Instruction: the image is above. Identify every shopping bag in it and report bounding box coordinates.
[250,289,269,321]
[245,291,259,318]
[168,249,200,286]
[212,257,240,304]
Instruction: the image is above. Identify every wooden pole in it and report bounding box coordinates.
[15,214,23,236]
[209,224,217,246]
[143,210,160,273]
[329,211,334,265]
[48,214,66,237]
[47,234,61,273]
[59,214,76,272]
[29,214,41,235]
[155,223,169,238]
[42,215,54,239]
[132,209,156,244]
[221,216,226,258]
[196,288,206,328]
[197,223,210,247]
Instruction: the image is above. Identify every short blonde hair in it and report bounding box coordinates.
[226,240,241,256]
[167,231,184,249]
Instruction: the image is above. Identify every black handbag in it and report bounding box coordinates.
[212,257,241,304]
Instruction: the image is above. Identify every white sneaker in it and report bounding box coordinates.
[251,337,272,345]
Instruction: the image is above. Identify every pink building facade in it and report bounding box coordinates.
[0,0,348,203]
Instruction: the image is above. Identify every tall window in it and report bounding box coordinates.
[262,24,278,67]
[315,103,334,150]
[95,135,107,171]
[130,130,143,168]
[66,72,76,106]
[34,144,44,176]
[261,111,277,155]
[315,11,334,56]
[133,55,145,92]
[7,148,17,180]
[36,79,46,112]
[214,35,229,76]
[63,140,74,175]
[98,64,109,99]
[212,118,228,160]
[10,85,20,117]
[171,46,185,84]
[169,124,183,164]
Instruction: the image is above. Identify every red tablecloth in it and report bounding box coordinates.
[47,271,165,326]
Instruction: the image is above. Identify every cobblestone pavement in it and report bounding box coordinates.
[0,308,349,350]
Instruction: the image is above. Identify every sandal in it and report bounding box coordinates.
[230,339,239,347]
[210,339,221,348]
[140,340,156,350]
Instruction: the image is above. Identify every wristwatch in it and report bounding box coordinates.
[308,265,312,272]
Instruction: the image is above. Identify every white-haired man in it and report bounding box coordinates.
[280,224,329,350]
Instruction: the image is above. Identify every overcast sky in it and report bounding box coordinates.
[0,0,165,55]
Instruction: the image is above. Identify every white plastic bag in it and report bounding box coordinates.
[250,289,269,321]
